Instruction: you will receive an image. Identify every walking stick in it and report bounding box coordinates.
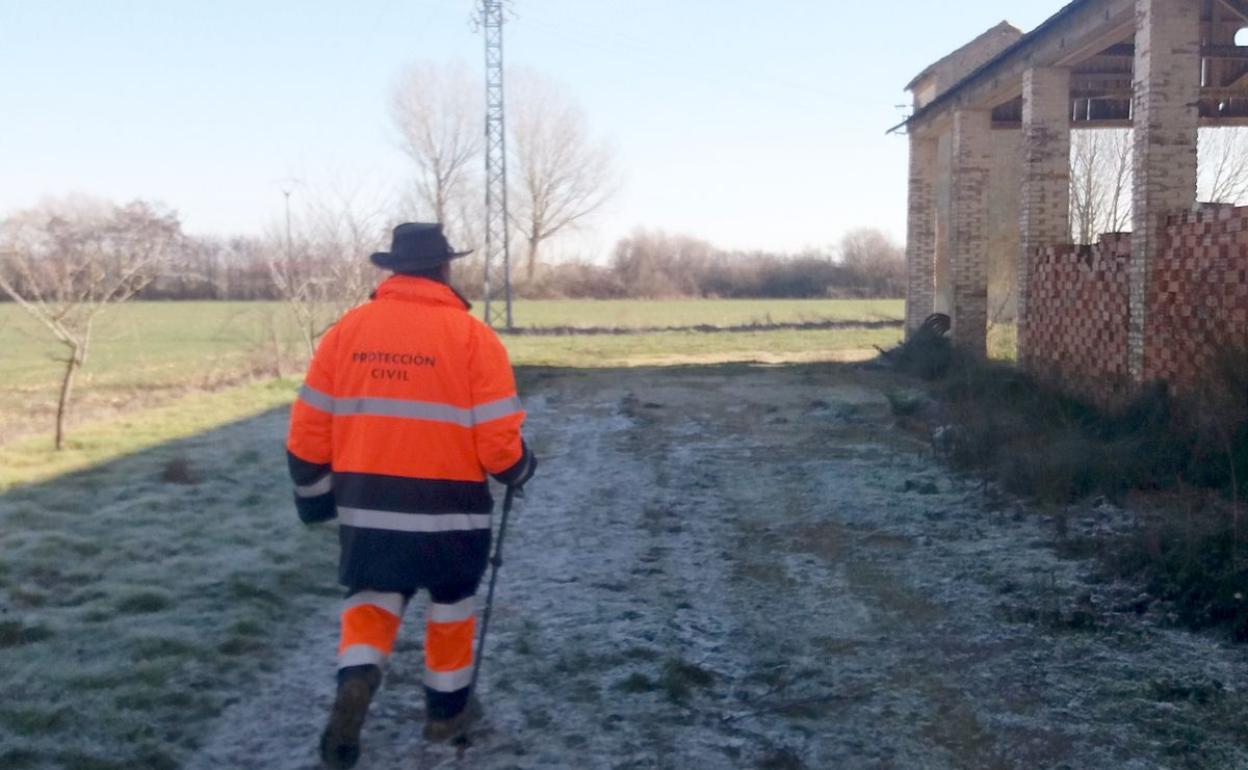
[468,484,517,699]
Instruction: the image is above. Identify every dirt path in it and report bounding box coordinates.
[187,364,1248,770]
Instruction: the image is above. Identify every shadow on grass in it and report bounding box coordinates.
[0,403,340,769]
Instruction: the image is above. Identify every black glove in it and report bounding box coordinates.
[288,452,336,524]
[493,441,537,490]
[295,492,337,524]
[514,451,537,491]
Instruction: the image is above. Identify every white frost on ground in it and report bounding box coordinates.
[183,366,1248,770]
[0,405,342,769]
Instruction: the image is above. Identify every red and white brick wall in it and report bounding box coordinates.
[1024,235,1133,406]
[1024,205,1248,408]
[1143,205,1248,397]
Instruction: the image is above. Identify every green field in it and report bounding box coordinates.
[1,302,292,390]
[1,299,903,380]
[0,299,903,453]
[482,298,903,329]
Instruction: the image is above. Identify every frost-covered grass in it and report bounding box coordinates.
[6,361,1248,769]
[0,404,338,769]
[182,364,1248,769]
[895,343,1248,642]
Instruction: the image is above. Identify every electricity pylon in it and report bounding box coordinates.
[479,0,512,329]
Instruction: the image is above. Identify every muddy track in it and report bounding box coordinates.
[188,364,1248,769]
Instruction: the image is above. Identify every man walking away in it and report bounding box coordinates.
[285,222,537,769]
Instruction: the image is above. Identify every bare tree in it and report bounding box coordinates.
[0,198,181,449]
[1070,129,1132,244]
[509,70,619,282]
[838,229,906,298]
[391,61,483,248]
[1068,127,1248,246]
[268,177,389,358]
[1199,127,1248,205]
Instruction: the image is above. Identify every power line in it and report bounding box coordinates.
[512,8,874,114]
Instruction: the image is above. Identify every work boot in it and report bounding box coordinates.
[320,665,382,769]
[422,697,482,743]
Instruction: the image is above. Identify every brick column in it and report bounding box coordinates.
[949,109,993,357]
[905,134,938,336]
[1130,0,1200,381]
[1019,67,1072,367]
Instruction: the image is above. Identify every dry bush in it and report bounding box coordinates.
[1107,496,1248,641]
[933,361,1182,504]
[897,342,1248,640]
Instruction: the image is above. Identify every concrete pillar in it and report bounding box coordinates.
[1130,0,1200,380]
[1019,67,1072,366]
[905,134,938,335]
[949,108,993,357]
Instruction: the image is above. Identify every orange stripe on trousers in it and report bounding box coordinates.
[339,604,403,655]
[425,617,475,673]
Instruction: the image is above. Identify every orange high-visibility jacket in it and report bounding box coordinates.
[286,275,532,590]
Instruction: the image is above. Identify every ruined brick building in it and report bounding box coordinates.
[899,0,1248,406]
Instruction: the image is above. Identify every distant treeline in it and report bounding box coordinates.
[472,229,907,300]
[0,198,904,302]
[129,228,903,302]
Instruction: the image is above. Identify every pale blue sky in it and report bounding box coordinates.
[0,1,1058,256]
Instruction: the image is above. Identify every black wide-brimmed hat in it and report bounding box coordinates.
[369,223,472,273]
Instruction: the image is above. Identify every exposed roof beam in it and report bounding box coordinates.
[1071,69,1136,76]
[1072,75,1135,88]
[1098,43,1136,57]
[1068,86,1248,99]
[1218,0,1248,23]
[1092,46,1248,60]
[902,0,1136,136]
[1204,45,1248,60]
[1201,86,1248,97]
[992,116,1248,128]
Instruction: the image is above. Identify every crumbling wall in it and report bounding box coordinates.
[1024,205,1248,408]
[1143,205,1248,397]
[1024,234,1132,406]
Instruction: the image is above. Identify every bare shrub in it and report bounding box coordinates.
[267,178,388,358]
[0,197,182,449]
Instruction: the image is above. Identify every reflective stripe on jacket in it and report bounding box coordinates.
[285,275,529,590]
